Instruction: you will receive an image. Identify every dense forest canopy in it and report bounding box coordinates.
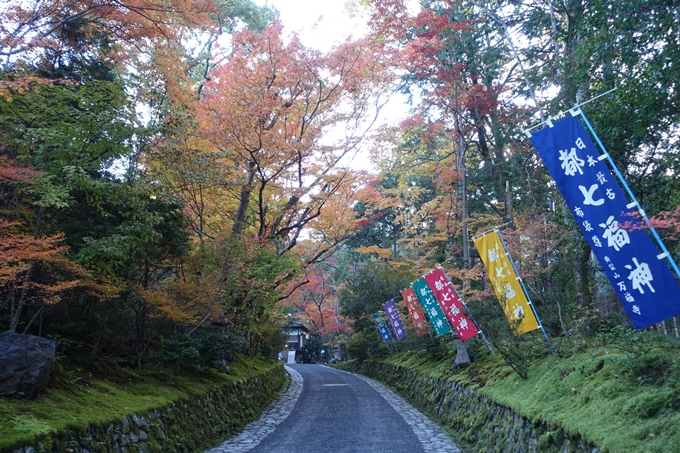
[1,0,680,374]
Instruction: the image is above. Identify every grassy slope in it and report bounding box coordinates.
[0,355,279,452]
[381,346,680,453]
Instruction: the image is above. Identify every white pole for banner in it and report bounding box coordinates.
[495,229,555,354]
[434,265,496,355]
[522,87,619,137]
[574,108,680,281]
[471,221,514,242]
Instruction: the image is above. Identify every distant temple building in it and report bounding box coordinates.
[281,320,309,364]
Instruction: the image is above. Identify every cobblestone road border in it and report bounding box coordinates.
[206,365,303,453]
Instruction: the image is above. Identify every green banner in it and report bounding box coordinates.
[412,278,452,336]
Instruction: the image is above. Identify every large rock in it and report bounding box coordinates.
[0,333,56,399]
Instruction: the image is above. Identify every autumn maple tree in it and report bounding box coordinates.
[287,261,349,336]
[195,23,395,254]
[283,259,352,361]
[0,0,216,72]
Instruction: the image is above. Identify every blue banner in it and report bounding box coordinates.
[530,116,680,329]
[372,313,394,342]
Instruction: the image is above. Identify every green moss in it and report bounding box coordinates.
[0,356,285,453]
[474,350,680,452]
[357,346,680,453]
[10,415,55,437]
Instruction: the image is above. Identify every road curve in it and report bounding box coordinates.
[206,364,461,453]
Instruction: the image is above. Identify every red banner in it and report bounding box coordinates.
[400,287,429,335]
[424,268,479,341]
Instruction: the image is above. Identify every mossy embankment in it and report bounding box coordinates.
[0,356,286,453]
[337,347,680,453]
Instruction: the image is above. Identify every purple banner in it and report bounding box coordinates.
[530,115,680,329]
[383,300,407,341]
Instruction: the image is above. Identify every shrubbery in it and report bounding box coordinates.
[153,327,247,381]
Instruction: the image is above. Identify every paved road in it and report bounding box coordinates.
[207,365,461,453]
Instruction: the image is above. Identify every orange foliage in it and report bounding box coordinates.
[0,0,217,67]
[356,245,393,259]
[141,286,200,325]
[194,23,394,256]
[369,0,503,128]
[0,219,86,331]
[1,1,218,107]
[0,156,45,182]
[285,262,351,337]
[0,220,67,280]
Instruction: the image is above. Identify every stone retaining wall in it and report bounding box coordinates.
[339,360,599,453]
[9,364,287,453]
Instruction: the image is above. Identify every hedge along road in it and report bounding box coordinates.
[207,364,461,453]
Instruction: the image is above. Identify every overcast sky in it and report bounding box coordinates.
[253,1,415,172]
[255,0,369,50]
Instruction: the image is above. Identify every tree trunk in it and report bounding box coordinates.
[9,265,33,333]
[453,126,470,364]
[9,207,45,333]
[556,296,569,337]
[232,161,257,236]
[90,331,103,362]
[168,363,181,384]
[574,242,593,311]
[135,342,148,370]
[22,304,44,334]
[504,180,514,226]
[132,300,149,367]
[458,138,470,268]
[574,241,594,338]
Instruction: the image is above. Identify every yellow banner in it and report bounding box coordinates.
[474,230,539,335]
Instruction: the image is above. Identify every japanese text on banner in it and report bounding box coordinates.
[529,116,680,329]
[372,313,393,343]
[412,278,452,336]
[474,230,539,335]
[382,300,407,341]
[423,268,479,341]
[400,287,429,335]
